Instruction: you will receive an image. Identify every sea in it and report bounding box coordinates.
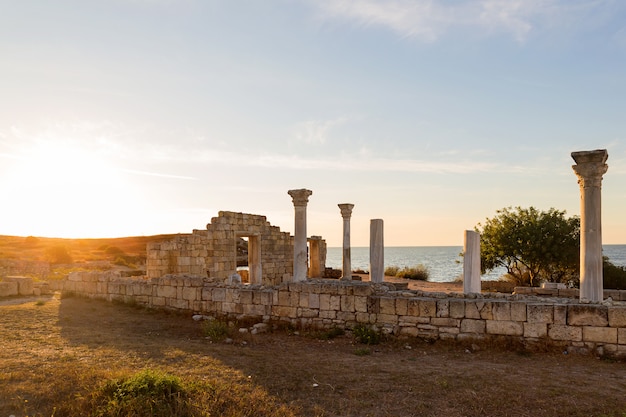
[325,245,626,283]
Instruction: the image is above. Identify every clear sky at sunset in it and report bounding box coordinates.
[1,0,625,247]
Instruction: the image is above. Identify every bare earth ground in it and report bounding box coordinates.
[1,287,626,417]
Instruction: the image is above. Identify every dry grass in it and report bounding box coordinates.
[0,234,177,264]
[1,294,626,417]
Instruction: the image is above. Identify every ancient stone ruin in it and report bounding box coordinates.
[146,210,327,286]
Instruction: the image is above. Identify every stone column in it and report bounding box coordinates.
[369,219,384,283]
[572,149,608,302]
[308,236,323,278]
[463,230,481,294]
[288,189,313,282]
[338,203,355,280]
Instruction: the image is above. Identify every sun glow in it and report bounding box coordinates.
[2,138,138,238]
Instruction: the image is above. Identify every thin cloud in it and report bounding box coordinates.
[188,148,527,174]
[309,0,613,43]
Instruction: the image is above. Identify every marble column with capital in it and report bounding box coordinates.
[288,189,313,282]
[338,203,354,280]
[572,149,608,302]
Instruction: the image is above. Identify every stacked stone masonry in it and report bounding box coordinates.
[146,211,325,285]
[64,271,626,358]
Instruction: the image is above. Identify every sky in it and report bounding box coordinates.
[1,0,626,247]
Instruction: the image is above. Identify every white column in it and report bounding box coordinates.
[369,219,384,283]
[572,150,608,302]
[288,189,313,282]
[338,203,354,280]
[463,230,481,294]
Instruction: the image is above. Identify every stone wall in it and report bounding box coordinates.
[146,211,308,285]
[63,271,626,358]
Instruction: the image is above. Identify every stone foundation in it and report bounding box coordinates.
[62,271,626,358]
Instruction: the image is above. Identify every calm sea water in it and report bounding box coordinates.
[325,245,626,283]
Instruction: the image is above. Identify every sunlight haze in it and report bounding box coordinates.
[1,0,625,246]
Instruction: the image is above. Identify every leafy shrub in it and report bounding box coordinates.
[396,265,429,280]
[352,324,382,345]
[384,265,429,280]
[91,369,189,417]
[46,244,73,264]
[105,246,125,256]
[202,319,231,341]
[384,266,399,276]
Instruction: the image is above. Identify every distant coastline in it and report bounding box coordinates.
[326,245,626,283]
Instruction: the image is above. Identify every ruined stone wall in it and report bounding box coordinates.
[64,271,626,358]
[146,211,297,285]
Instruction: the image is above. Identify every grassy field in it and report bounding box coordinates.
[1,293,626,417]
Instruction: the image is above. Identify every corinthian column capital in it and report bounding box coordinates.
[338,203,354,219]
[572,149,608,189]
[288,189,313,207]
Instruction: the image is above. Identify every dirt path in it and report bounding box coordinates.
[1,294,626,416]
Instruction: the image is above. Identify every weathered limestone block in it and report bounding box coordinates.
[399,326,419,337]
[337,311,356,322]
[374,313,397,324]
[439,326,460,336]
[417,324,439,340]
[527,304,554,323]
[449,299,465,318]
[419,299,437,317]
[341,295,356,312]
[4,276,34,295]
[356,312,374,323]
[431,318,460,328]
[254,291,273,305]
[353,284,373,297]
[167,298,189,310]
[608,307,626,327]
[308,293,320,309]
[396,298,408,315]
[568,305,608,326]
[619,328,626,345]
[554,305,567,325]
[157,285,177,299]
[491,301,511,321]
[299,308,319,318]
[379,297,396,315]
[436,300,449,318]
[524,323,548,338]
[272,305,297,318]
[461,319,486,334]
[0,282,18,297]
[243,304,268,316]
[151,296,166,307]
[329,295,341,311]
[465,301,483,319]
[319,310,337,319]
[583,326,618,344]
[486,320,523,336]
[354,296,368,313]
[182,287,199,301]
[548,324,582,341]
[211,288,226,302]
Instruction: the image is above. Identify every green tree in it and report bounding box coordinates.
[476,207,580,286]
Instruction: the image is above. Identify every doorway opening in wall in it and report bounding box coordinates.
[235,233,261,284]
[236,236,249,283]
